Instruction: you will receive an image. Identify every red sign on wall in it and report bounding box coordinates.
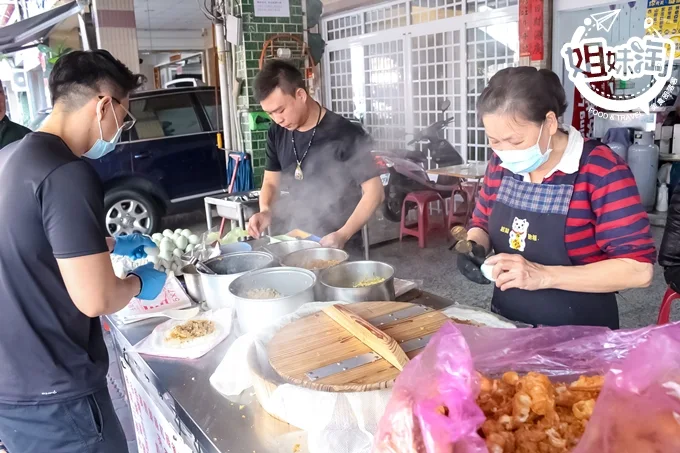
[519,0,544,61]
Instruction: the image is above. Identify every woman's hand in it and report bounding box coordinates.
[485,253,550,291]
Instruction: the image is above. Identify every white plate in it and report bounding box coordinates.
[480,262,495,282]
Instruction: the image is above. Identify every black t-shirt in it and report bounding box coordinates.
[266,110,380,236]
[0,132,109,404]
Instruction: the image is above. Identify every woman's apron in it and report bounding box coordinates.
[488,141,619,329]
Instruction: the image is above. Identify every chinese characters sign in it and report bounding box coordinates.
[646,0,679,38]
[122,363,191,453]
[254,0,290,18]
[561,9,676,112]
[564,37,672,81]
[646,0,680,56]
[519,0,544,61]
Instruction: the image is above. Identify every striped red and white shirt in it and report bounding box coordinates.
[470,136,657,265]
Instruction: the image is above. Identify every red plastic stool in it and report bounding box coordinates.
[658,287,680,324]
[400,190,447,248]
[448,182,478,229]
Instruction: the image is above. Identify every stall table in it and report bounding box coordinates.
[204,192,372,260]
[105,291,456,453]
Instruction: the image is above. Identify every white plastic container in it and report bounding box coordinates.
[657,183,669,212]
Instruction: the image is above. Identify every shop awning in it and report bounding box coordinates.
[0,1,82,54]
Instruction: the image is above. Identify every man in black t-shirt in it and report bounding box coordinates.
[0,51,167,453]
[247,60,384,249]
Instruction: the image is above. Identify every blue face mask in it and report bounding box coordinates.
[83,105,123,160]
[492,122,553,174]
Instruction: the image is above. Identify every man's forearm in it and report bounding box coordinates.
[259,181,277,212]
[339,180,384,238]
[100,275,142,316]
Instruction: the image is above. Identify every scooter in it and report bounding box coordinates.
[374,100,464,222]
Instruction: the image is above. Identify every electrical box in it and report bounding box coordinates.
[248,111,272,131]
[226,15,242,46]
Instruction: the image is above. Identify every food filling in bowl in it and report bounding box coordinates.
[245,288,283,299]
[353,277,386,288]
[302,259,341,270]
[166,320,216,344]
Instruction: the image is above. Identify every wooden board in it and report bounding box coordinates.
[267,302,450,392]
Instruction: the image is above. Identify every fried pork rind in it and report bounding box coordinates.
[569,376,604,392]
[476,373,604,453]
[571,400,595,421]
[516,372,555,416]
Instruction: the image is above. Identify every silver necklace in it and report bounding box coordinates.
[291,104,322,181]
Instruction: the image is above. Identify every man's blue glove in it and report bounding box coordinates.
[129,263,167,300]
[113,234,156,259]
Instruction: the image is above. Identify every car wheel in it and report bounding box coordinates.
[104,189,160,236]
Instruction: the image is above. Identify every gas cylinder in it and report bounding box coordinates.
[607,142,628,162]
[628,131,659,211]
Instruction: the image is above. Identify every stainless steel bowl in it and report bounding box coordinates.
[180,263,205,302]
[229,267,316,333]
[197,251,276,310]
[320,261,396,302]
[280,247,349,275]
[261,240,321,261]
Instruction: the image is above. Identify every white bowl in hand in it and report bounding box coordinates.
[480,262,495,282]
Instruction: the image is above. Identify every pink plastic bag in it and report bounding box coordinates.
[573,329,680,453]
[373,322,487,453]
[375,321,680,453]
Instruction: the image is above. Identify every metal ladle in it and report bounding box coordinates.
[195,260,215,275]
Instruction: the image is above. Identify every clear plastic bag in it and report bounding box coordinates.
[457,322,680,380]
[374,322,680,453]
[373,322,487,453]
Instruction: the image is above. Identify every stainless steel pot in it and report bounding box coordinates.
[320,261,396,302]
[229,267,316,333]
[180,263,205,302]
[280,247,349,275]
[261,240,321,261]
[197,251,276,310]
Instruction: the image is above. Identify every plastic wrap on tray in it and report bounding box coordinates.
[374,321,680,453]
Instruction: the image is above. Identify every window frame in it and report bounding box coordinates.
[126,90,213,142]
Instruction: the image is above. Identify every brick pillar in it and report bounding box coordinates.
[92,0,140,73]
[234,0,304,187]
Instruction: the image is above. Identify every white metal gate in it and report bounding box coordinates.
[322,0,519,162]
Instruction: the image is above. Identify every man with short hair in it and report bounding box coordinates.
[247,60,384,249]
[0,50,167,453]
[0,80,30,148]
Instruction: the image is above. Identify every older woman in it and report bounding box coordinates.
[456,67,655,328]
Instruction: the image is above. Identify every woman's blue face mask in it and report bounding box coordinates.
[492,122,553,174]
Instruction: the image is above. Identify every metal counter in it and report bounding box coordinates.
[105,291,455,453]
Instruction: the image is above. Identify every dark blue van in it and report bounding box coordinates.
[32,86,227,235]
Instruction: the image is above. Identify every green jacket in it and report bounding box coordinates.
[0,115,31,149]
